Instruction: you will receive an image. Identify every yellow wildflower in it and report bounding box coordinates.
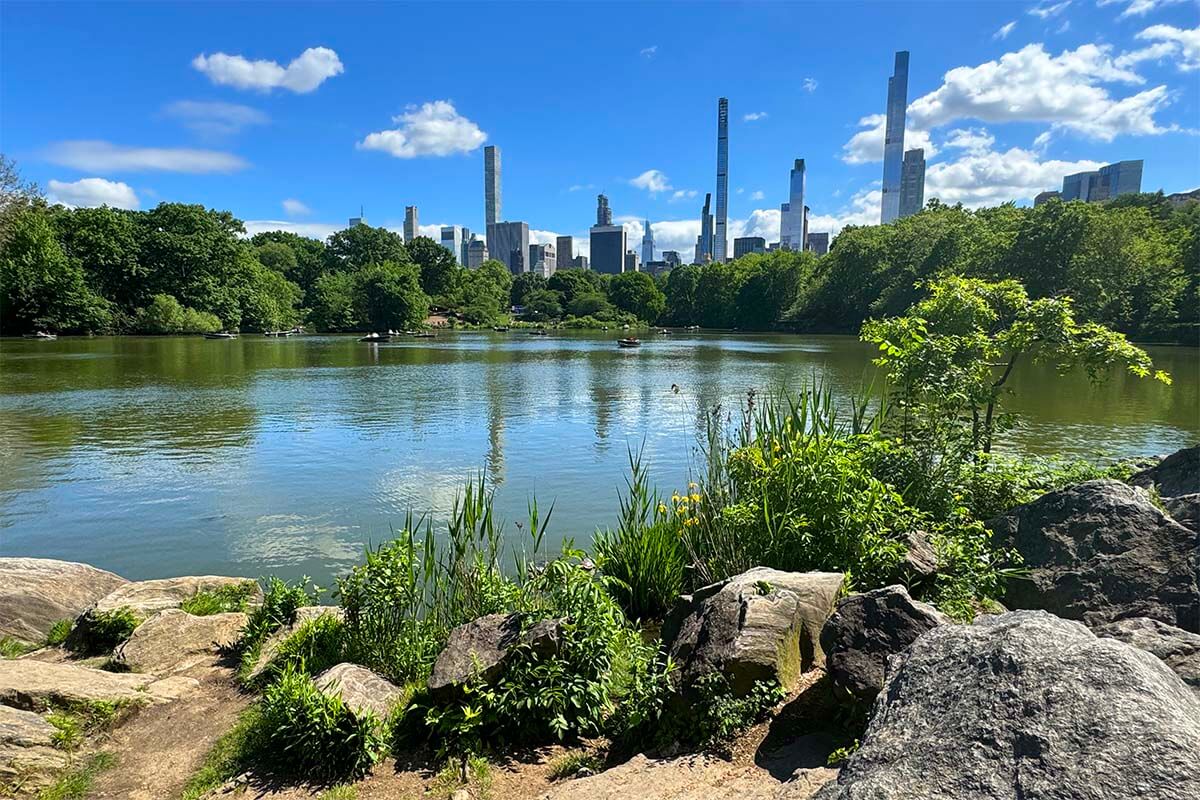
[690,493,702,503]
[688,482,698,489]
[684,517,698,527]
[658,503,668,514]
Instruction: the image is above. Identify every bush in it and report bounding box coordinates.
[73,607,139,655]
[181,581,257,616]
[132,294,222,334]
[237,576,322,677]
[45,619,73,646]
[263,613,346,682]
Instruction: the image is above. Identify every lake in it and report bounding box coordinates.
[1,332,1196,584]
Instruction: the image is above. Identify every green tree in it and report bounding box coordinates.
[547,269,600,306]
[325,225,408,272]
[310,271,359,332]
[567,292,612,318]
[132,294,221,334]
[662,264,701,325]
[406,236,460,300]
[734,251,811,329]
[510,271,547,306]
[608,271,665,323]
[251,231,328,298]
[353,261,429,331]
[53,206,143,310]
[242,263,303,331]
[521,288,562,321]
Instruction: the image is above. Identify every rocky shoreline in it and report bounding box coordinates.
[1,447,1197,799]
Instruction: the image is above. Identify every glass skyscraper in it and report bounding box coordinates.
[486,221,528,274]
[781,158,806,250]
[695,192,714,264]
[404,206,419,242]
[484,146,501,227]
[881,51,909,224]
[714,98,729,262]
[641,219,654,264]
[899,148,926,218]
[1061,160,1143,202]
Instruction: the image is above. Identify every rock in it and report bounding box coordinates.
[988,479,1199,632]
[663,568,844,696]
[428,613,562,697]
[1166,493,1200,532]
[819,585,948,704]
[88,575,261,621]
[0,705,69,789]
[899,531,937,582]
[1093,616,1200,696]
[814,611,1200,800]
[1130,445,1198,498]
[0,557,126,644]
[313,663,407,720]
[773,768,840,800]
[113,609,247,676]
[538,753,792,800]
[243,606,344,684]
[0,659,189,711]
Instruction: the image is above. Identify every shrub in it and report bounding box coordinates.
[47,712,82,751]
[36,751,115,800]
[547,749,603,780]
[262,613,346,682]
[73,608,139,655]
[45,619,73,646]
[237,576,322,677]
[0,636,35,658]
[132,294,222,334]
[181,581,257,616]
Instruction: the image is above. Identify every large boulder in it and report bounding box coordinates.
[538,752,799,800]
[1093,616,1200,697]
[243,605,344,684]
[819,585,948,704]
[988,479,1199,632]
[0,659,195,711]
[113,609,247,676]
[1165,493,1200,532]
[0,558,126,644]
[0,705,69,789]
[1130,445,1198,498]
[428,613,561,698]
[663,568,844,696]
[88,575,261,621]
[814,611,1200,800]
[314,663,407,721]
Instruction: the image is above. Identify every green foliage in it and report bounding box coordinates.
[0,635,36,658]
[353,260,430,332]
[510,271,547,306]
[325,224,409,272]
[179,706,262,800]
[521,288,562,321]
[547,750,602,780]
[45,619,73,646]
[317,785,359,800]
[826,740,859,766]
[608,271,666,323]
[254,662,384,781]
[265,613,347,681]
[647,673,784,754]
[408,236,460,300]
[36,751,115,800]
[74,607,139,655]
[132,293,222,334]
[180,581,257,616]
[237,576,323,678]
[47,712,82,751]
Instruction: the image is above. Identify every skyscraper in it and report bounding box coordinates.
[484,145,501,226]
[714,97,729,262]
[806,232,830,256]
[625,250,639,272]
[404,206,419,241]
[641,219,654,264]
[781,159,806,250]
[530,242,556,277]
[899,148,925,218]
[596,194,612,226]
[734,237,766,258]
[348,206,367,227]
[466,237,488,268]
[1061,160,1143,203]
[695,192,714,263]
[440,225,465,265]
[556,235,573,270]
[590,225,626,274]
[663,250,681,269]
[881,51,910,224]
[486,221,529,274]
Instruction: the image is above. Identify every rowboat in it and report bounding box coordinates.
[22,331,57,340]
[492,326,510,332]
[617,338,641,348]
[359,333,390,342]
[204,332,237,340]
[529,329,549,336]
[411,331,436,338]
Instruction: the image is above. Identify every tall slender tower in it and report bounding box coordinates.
[899,148,926,217]
[714,97,729,262]
[881,51,909,224]
[484,145,501,226]
[596,193,612,226]
[695,192,714,264]
[404,206,419,241]
[781,159,806,250]
[641,219,654,264]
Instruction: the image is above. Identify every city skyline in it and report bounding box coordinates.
[4,1,1198,262]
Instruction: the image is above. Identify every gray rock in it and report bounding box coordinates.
[313,663,407,721]
[814,611,1200,800]
[0,558,126,644]
[88,575,261,621]
[0,705,69,790]
[1166,492,1200,532]
[988,479,1199,632]
[1094,616,1200,697]
[0,659,195,711]
[243,606,344,684]
[113,609,247,676]
[819,585,948,704]
[1131,445,1198,498]
[428,613,562,697]
[537,752,788,800]
[900,531,937,582]
[663,568,844,696]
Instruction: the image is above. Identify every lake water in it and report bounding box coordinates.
[1,332,1196,584]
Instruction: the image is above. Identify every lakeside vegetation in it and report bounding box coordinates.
[2,156,1195,342]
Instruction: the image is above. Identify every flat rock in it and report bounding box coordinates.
[988,479,1199,632]
[0,557,126,644]
[1093,616,1200,696]
[0,705,69,789]
[819,584,948,704]
[428,613,561,697]
[814,611,1200,800]
[244,606,344,684]
[1130,445,1198,498]
[663,568,844,696]
[313,662,406,720]
[113,609,247,676]
[0,658,190,711]
[1166,492,1200,532]
[90,575,261,620]
[538,753,799,800]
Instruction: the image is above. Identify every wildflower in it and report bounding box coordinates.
[688,482,698,489]
[658,503,668,514]
[690,493,701,503]
[671,493,681,503]
[684,517,698,527]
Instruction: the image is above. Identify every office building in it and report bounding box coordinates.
[466,237,488,268]
[556,236,574,270]
[641,219,654,264]
[404,206,419,242]
[484,145,501,226]
[571,255,589,270]
[694,192,714,263]
[781,158,806,250]
[1061,160,1143,203]
[1061,171,1095,202]
[530,242,556,278]
[663,250,682,269]
[714,97,729,262]
[734,236,766,258]
[644,260,670,275]
[590,225,626,274]
[1035,191,1061,206]
[596,193,612,226]
[625,250,639,272]
[881,51,910,224]
[899,149,925,218]
[440,226,466,265]
[806,232,830,256]
[486,221,529,274]
[803,205,810,250]
[348,207,367,227]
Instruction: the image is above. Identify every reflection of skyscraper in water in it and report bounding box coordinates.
[483,362,506,485]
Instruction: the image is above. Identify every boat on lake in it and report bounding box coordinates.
[263,330,295,337]
[203,332,237,340]
[22,331,57,340]
[493,326,510,332]
[411,331,436,338]
[358,332,390,342]
[618,338,641,348]
[529,328,549,336]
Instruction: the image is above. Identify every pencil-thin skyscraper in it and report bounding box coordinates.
[714,97,729,262]
[484,145,501,226]
[641,219,654,264]
[899,148,925,218]
[781,159,806,250]
[881,51,909,224]
[695,192,714,264]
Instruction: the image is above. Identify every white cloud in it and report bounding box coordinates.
[242,220,341,240]
[925,145,1104,207]
[743,111,768,121]
[630,169,673,194]
[802,78,818,93]
[1098,0,1187,19]
[1121,24,1200,71]
[943,127,996,153]
[568,183,595,192]
[842,114,938,164]
[163,100,268,136]
[1056,19,1072,33]
[807,188,882,237]
[995,21,1017,39]
[1029,1,1072,19]
[282,198,311,216]
[47,178,139,209]
[669,189,699,202]
[750,190,766,200]
[358,101,488,158]
[416,223,445,240]
[191,47,343,93]
[640,45,658,58]
[44,140,248,173]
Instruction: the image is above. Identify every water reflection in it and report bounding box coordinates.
[0,333,1195,583]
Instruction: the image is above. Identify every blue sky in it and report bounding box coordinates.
[3,0,1198,258]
